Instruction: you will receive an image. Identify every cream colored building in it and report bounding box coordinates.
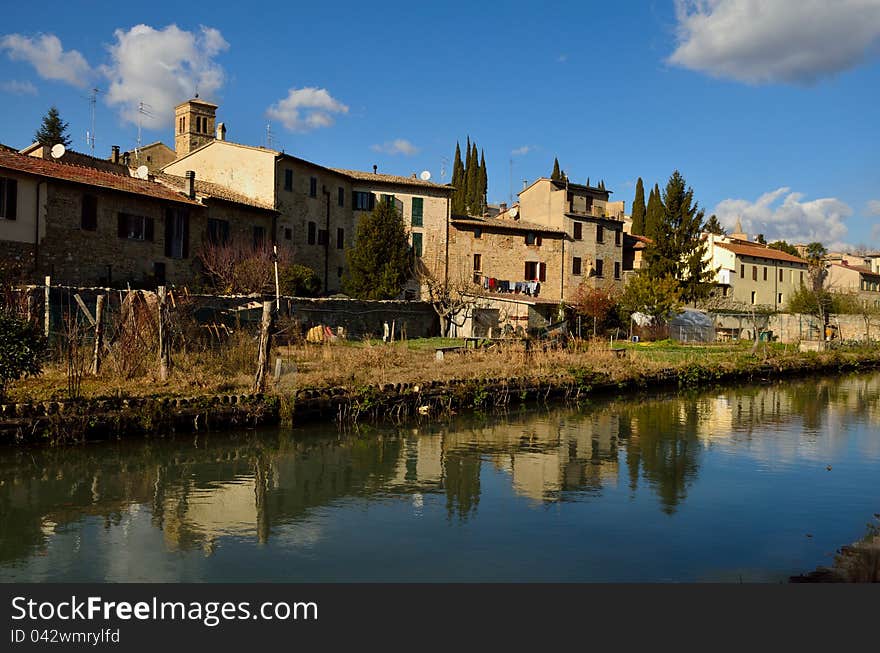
[702,233,809,309]
[826,262,880,308]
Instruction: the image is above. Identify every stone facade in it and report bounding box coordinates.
[826,262,880,308]
[174,99,218,158]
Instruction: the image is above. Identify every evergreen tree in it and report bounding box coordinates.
[703,214,725,235]
[551,158,562,181]
[479,149,488,214]
[768,240,799,257]
[466,142,479,214]
[585,177,591,187]
[645,184,662,239]
[598,179,606,191]
[344,198,412,300]
[34,106,72,147]
[451,142,465,215]
[630,178,646,236]
[643,171,714,305]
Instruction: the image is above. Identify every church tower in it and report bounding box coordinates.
[174,97,218,158]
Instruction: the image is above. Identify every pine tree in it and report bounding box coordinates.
[643,171,714,305]
[551,158,562,181]
[34,106,72,147]
[703,214,725,235]
[479,149,488,214]
[344,198,412,300]
[451,142,465,215]
[630,178,646,236]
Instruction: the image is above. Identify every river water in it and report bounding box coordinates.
[1,372,879,582]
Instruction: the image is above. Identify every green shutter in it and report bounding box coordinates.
[412,232,423,258]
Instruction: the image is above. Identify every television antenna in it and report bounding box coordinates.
[419,170,431,181]
[440,156,448,181]
[83,87,101,155]
[136,101,154,155]
[265,121,273,149]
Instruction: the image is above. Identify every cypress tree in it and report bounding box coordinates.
[466,142,479,214]
[551,158,561,181]
[479,149,488,214]
[451,142,465,215]
[344,198,412,300]
[34,106,72,147]
[630,178,646,236]
[645,183,662,239]
[643,171,714,305]
[585,177,591,187]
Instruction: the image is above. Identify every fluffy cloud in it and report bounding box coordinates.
[511,145,531,156]
[0,80,38,95]
[371,139,419,156]
[669,0,880,84]
[713,188,852,246]
[266,87,348,132]
[0,33,91,87]
[101,24,229,128]
[868,200,880,216]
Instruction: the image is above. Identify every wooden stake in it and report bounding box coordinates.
[92,294,105,376]
[253,300,274,392]
[157,286,171,381]
[43,275,51,339]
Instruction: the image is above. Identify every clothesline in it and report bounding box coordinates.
[476,274,541,297]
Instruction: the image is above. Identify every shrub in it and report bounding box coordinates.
[0,309,46,401]
[280,264,322,297]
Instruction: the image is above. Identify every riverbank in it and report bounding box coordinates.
[2,340,879,445]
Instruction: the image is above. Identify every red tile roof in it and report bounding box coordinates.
[0,149,201,206]
[832,262,880,279]
[715,241,807,264]
[155,172,276,211]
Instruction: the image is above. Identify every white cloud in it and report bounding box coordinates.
[867,200,880,216]
[101,24,229,128]
[0,33,91,87]
[511,145,531,156]
[557,54,568,63]
[713,188,853,247]
[371,139,419,156]
[0,79,38,95]
[266,87,348,133]
[669,0,880,84]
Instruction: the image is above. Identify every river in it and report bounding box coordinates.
[1,372,879,582]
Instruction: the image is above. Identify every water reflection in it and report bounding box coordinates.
[1,372,879,580]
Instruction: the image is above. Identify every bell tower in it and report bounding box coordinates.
[174,97,218,158]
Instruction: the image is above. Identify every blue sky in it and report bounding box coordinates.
[1,0,878,248]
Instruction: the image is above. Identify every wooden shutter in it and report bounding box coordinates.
[144,217,154,241]
[539,262,547,282]
[164,209,174,257]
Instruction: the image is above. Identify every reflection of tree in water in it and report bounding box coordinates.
[443,450,481,521]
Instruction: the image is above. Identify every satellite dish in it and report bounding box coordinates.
[50,143,66,159]
[135,165,149,180]
[508,206,519,219]
[419,170,431,181]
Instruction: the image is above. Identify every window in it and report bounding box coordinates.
[473,253,482,271]
[573,222,582,240]
[117,213,153,241]
[164,208,189,259]
[596,225,604,243]
[573,257,582,275]
[337,227,344,250]
[338,187,345,207]
[763,267,767,281]
[154,262,166,285]
[411,197,424,227]
[524,262,546,282]
[614,262,621,279]
[752,265,757,281]
[779,269,784,282]
[595,258,604,277]
[525,232,542,246]
[284,169,293,192]
[412,232,423,257]
[253,226,266,248]
[178,116,185,134]
[353,191,374,211]
[317,229,328,246]
[307,221,316,245]
[284,227,292,241]
[778,293,783,304]
[382,194,395,207]
[0,177,17,220]
[81,194,97,231]
[741,264,745,278]
[615,230,621,246]
[310,177,318,198]
[474,228,482,239]
[207,218,230,245]
[751,291,757,304]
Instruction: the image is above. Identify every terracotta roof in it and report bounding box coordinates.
[832,262,880,279]
[331,167,453,190]
[451,215,566,235]
[155,172,276,211]
[624,233,651,249]
[0,149,200,206]
[715,241,808,264]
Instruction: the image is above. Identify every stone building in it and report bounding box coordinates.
[826,261,880,308]
[162,99,453,294]
[124,142,177,173]
[0,148,275,287]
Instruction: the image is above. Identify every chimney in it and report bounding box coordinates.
[216,122,226,141]
[185,170,196,200]
[499,202,507,212]
[122,152,130,166]
[373,164,378,174]
[111,145,120,164]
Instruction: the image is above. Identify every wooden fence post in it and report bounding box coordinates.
[43,275,51,339]
[253,300,274,392]
[26,290,35,324]
[157,286,171,381]
[92,294,105,376]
